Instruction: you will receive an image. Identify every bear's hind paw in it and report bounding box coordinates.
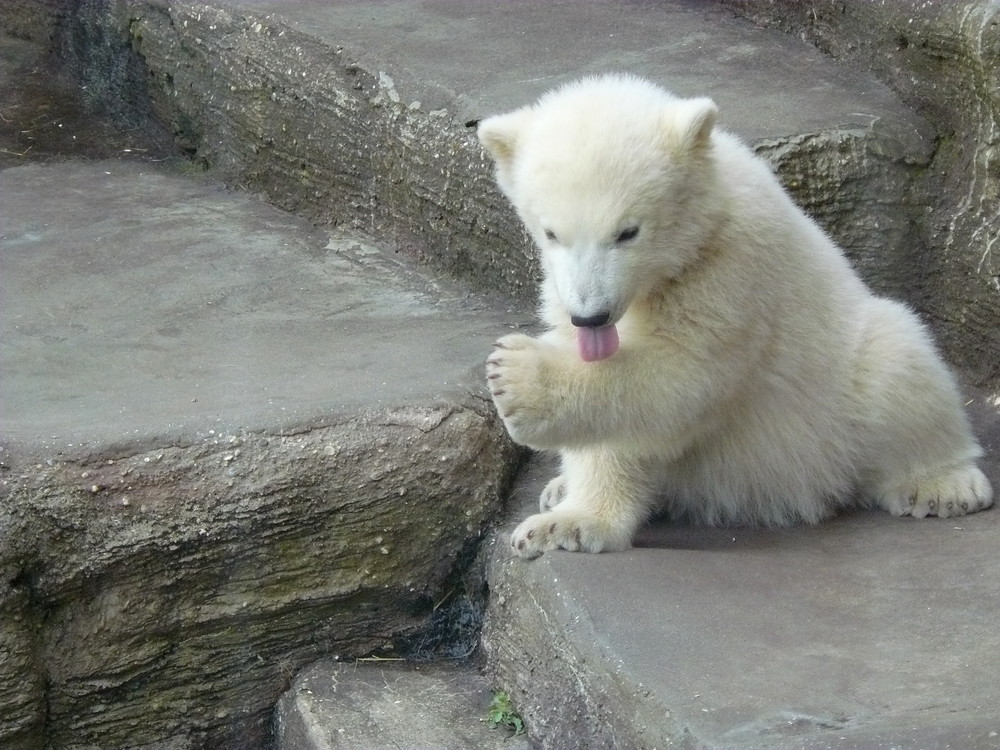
[878,464,993,519]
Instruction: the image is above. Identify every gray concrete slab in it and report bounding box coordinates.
[225,0,928,147]
[485,427,1000,749]
[275,660,530,750]
[0,159,529,461]
[0,153,528,748]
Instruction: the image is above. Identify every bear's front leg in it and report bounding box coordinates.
[486,333,577,450]
[511,449,652,558]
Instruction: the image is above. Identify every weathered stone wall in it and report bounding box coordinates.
[1,403,519,750]
[722,0,1000,387]
[68,0,539,299]
[44,2,934,320]
[0,0,65,43]
[9,2,992,383]
[752,126,933,307]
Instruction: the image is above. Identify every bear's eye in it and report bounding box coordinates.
[543,229,558,243]
[615,226,640,244]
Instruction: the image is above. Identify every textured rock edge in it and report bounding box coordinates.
[481,539,679,750]
[7,1,937,314]
[1,402,521,749]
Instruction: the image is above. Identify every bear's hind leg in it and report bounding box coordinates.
[858,298,993,519]
[511,448,652,558]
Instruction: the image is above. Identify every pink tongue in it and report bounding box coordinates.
[577,325,620,362]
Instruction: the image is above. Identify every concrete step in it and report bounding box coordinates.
[1,159,526,453]
[484,442,1000,750]
[0,158,528,748]
[53,0,935,304]
[275,659,530,750]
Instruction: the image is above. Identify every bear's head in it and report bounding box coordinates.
[478,74,722,351]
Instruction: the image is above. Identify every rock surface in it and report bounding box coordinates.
[483,447,1000,750]
[0,159,524,749]
[46,0,939,311]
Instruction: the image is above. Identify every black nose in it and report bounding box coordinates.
[570,312,611,328]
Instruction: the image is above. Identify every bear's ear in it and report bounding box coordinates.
[478,107,533,168]
[665,97,718,151]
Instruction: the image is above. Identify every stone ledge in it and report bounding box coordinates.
[2,403,520,749]
[275,660,530,750]
[483,447,1000,749]
[51,1,937,306]
[0,159,524,749]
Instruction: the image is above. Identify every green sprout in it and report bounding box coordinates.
[486,690,525,735]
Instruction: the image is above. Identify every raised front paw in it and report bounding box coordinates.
[486,334,554,447]
[879,464,994,519]
[510,509,633,559]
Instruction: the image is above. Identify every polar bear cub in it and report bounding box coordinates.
[478,74,992,559]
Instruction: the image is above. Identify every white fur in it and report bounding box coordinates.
[479,74,992,558]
